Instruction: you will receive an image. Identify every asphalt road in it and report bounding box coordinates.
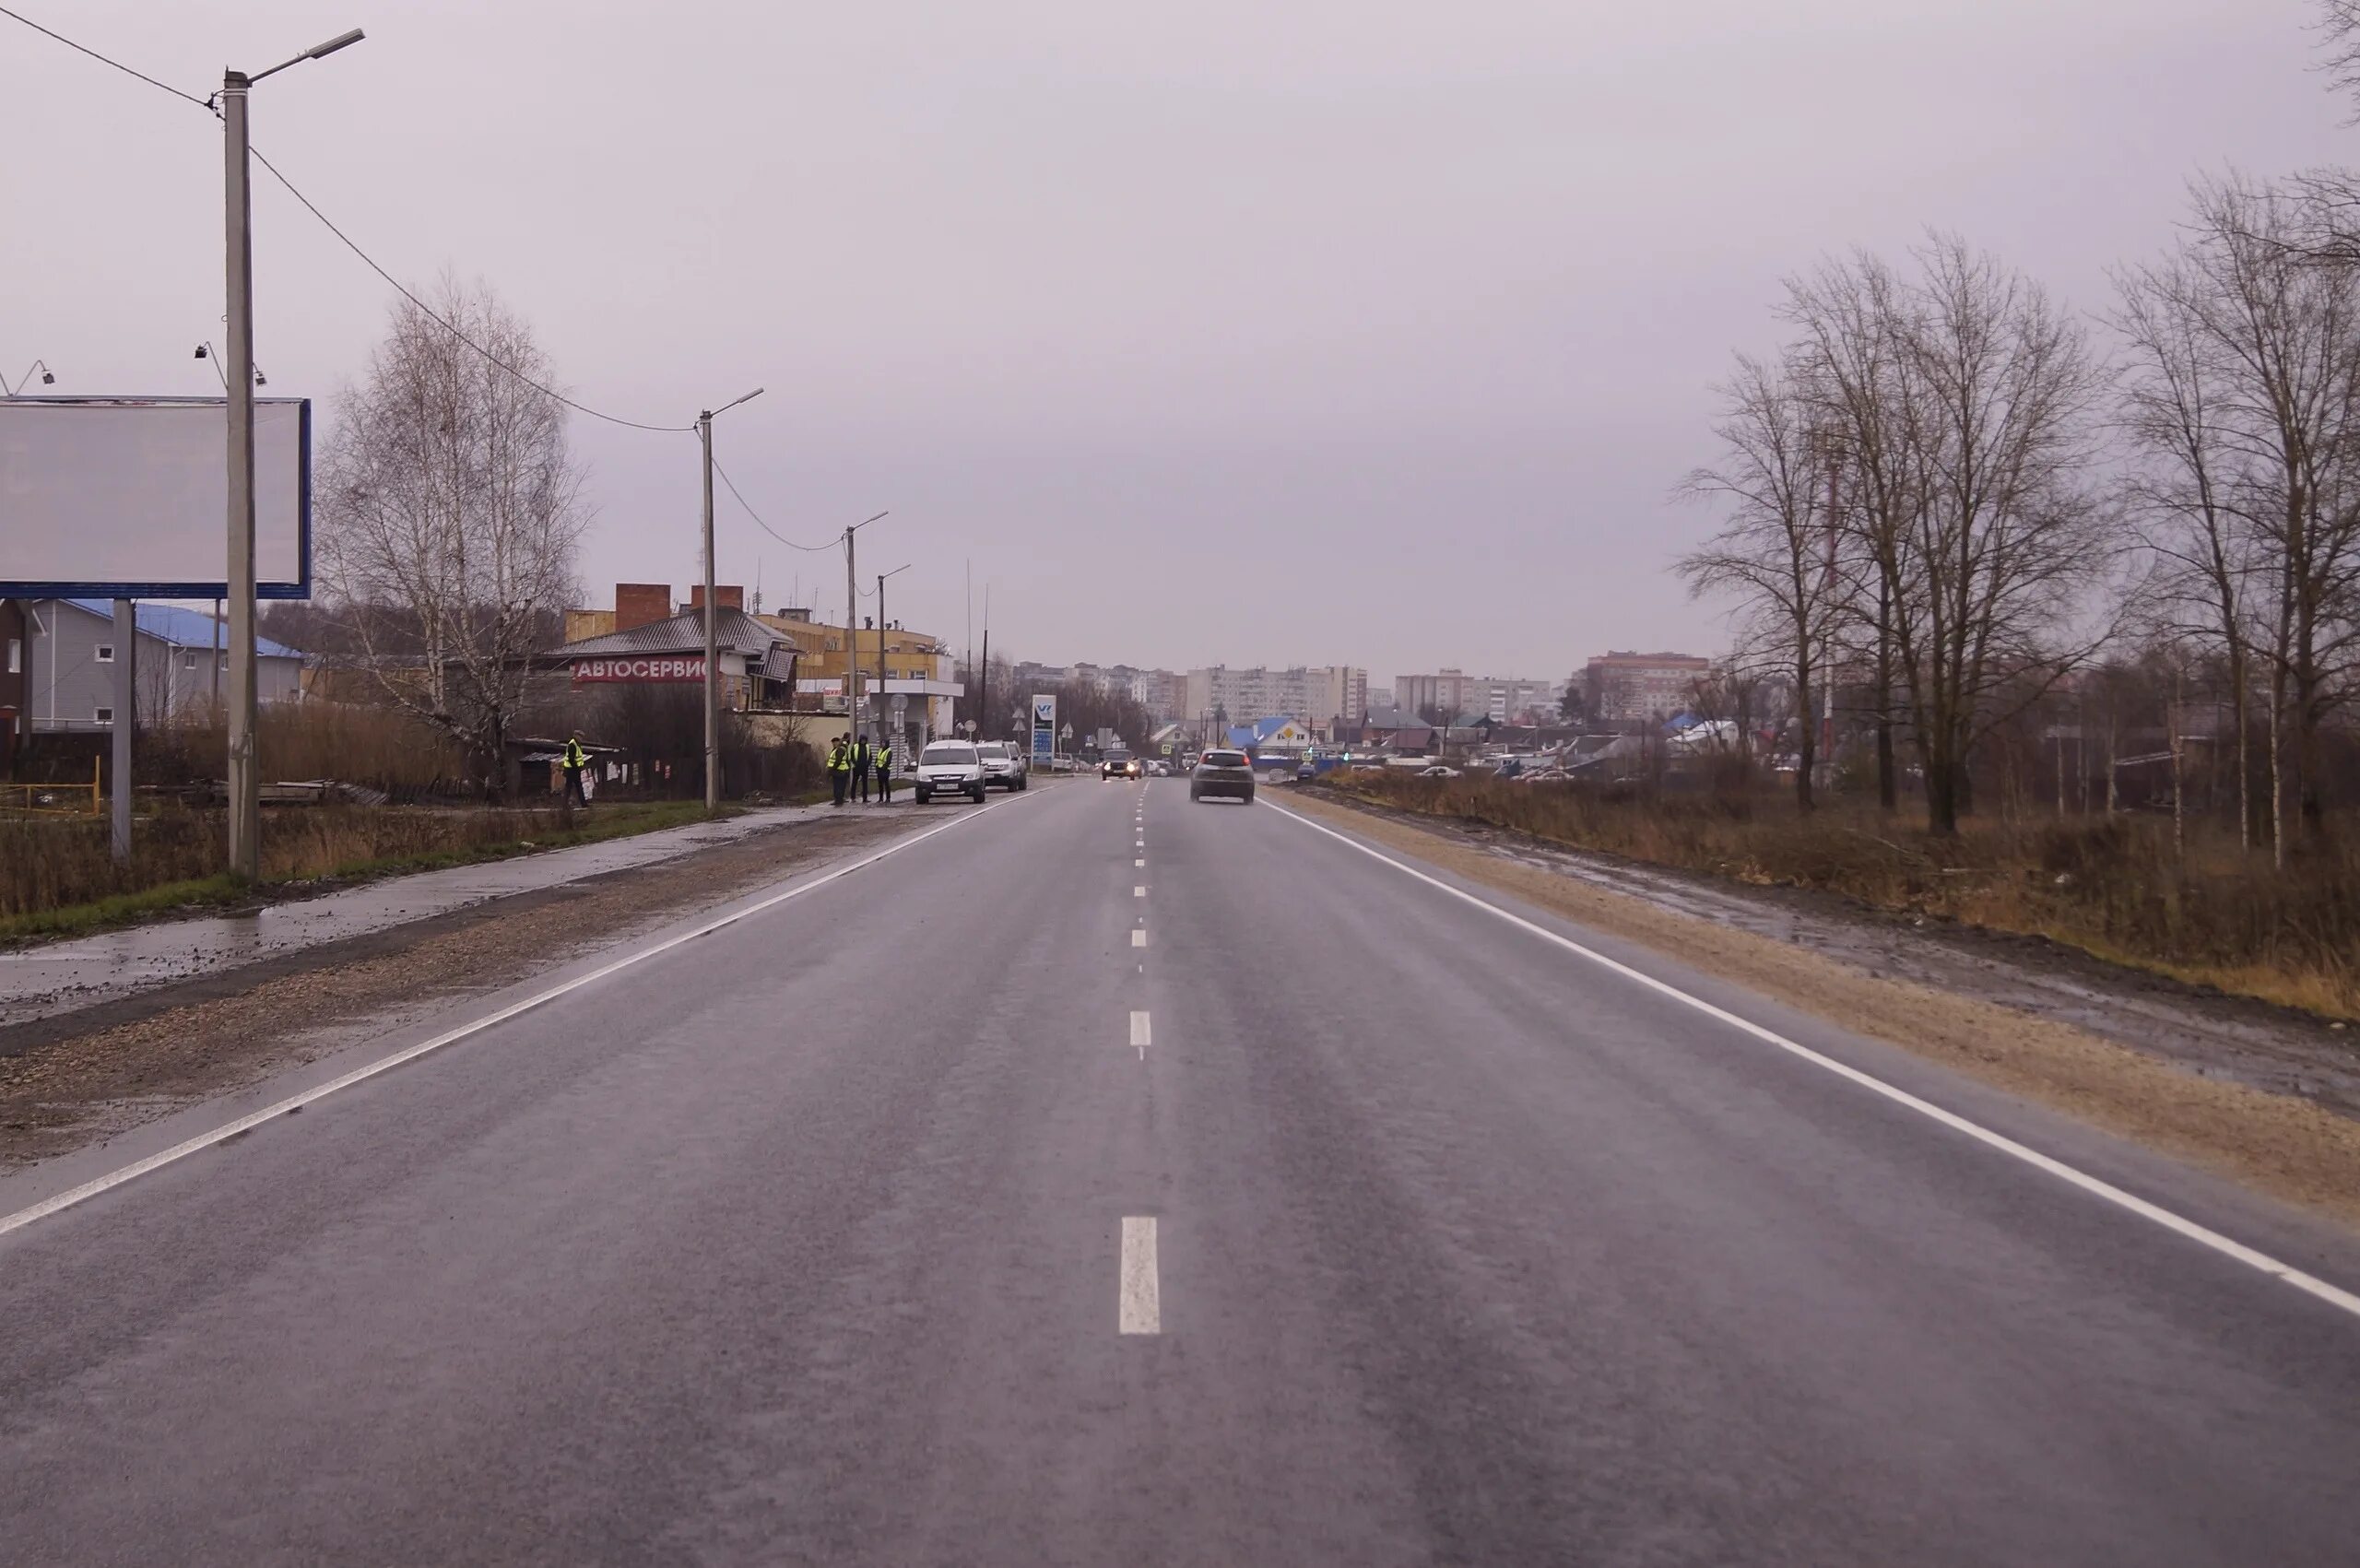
[4,776,2359,1565]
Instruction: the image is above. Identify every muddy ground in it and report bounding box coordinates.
[0,813,910,1170]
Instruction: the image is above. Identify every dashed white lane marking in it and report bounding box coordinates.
[1134,886,1146,898]
[1136,858,1145,867]
[1119,1217,1161,1334]
[0,792,1043,1241]
[1131,1010,1151,1048]
[1263,800,2360,1324]
[1132,929,1147,948]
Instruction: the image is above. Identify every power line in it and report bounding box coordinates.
[0,5,211,109]
[2,6,694,436]
[246,147,693,434]
[708,454,839,552]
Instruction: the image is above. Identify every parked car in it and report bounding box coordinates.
[1418,764,1462,778]
[975,740,1030,791]
[913,740,988,804]
[1191,749,1256,804]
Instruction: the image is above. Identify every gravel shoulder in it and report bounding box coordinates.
[0,812,913,1170]
[1292,789,2360,1227]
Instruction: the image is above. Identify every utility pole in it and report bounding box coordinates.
[844,524,859,747]
[693,387,761,812]
[218,26,366,882]
[112,600,134,865]
[221,67,260,879]
[700,409,719,810]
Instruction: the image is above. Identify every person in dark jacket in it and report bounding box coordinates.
[852,734,873,803]
[561,734,590,808]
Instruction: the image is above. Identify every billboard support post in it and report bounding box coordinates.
[222,67,260,880]
[112,599,134,866]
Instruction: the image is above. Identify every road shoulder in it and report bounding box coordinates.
[1286,789,2360,1229]
[0,810,918,1172]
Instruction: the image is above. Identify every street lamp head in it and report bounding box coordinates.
[253,369,267,387]
[194,345,209,360]
[306,28,366,60]
[39,368,53,385]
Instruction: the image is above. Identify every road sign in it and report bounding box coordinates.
[0,396,313,597]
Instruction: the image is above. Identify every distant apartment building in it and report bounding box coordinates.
[1584,650,1713,724]
[1394,669,1558,725]
[1183,665,1368,727]
[1013,662,1186,720]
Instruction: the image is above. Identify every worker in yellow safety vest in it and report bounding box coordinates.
[561,734,590,808]
[874,740,894,803]
[828,735,851,808]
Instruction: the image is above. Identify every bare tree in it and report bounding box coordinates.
[1677,353,1846,809]
[1783,251,1929,814]
[2114,244,2263,849]
[316,278,592,791]
[1786,237,2115,835]
[2126,177,2360,858]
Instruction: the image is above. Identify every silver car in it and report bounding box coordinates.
[1190,749,1256,804]
[975,740,1030,791]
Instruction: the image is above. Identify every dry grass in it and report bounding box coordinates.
[138,704,468,796]
[1326,773,2360,1019]
[0,799,714,941]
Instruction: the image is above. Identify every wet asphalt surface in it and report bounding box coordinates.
[2,777,2358,1565]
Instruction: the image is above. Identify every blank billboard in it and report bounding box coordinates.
[0,396,312,597]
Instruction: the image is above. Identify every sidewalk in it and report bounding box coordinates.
[0,801,892,1031]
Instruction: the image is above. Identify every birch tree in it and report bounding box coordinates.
[316,278,591,789]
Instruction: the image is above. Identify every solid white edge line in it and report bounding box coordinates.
[1263,800,2360,1322]
[0,791,1042,1242]
[1119,1215,1161,1334]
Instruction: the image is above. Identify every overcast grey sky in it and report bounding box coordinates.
[5,1,2344,683]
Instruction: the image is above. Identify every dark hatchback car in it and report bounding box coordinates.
[1190,748,1256,804]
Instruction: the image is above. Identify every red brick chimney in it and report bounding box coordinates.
[615,583,671,632]
[687,585,744,613]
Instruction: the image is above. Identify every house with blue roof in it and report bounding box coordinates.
[1224,715,1317,758]
[10,598,303,736]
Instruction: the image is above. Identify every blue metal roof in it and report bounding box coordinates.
[63,598,302,661]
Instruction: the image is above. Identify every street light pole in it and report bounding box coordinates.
[222,67,258,878]
[696,387,762,811]
[877,563,910,755]
[837,511,887,747]
[699,410,718,809]
[221,26,364,881]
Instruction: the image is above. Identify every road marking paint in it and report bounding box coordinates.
[1264,800,2360,1323]
[1131,1009,1151,1046]
[1132,929,1147,947]
[1119,1217,1161,1334]
[0,794,1043,1242]
[1135,857,1145,867]
[1134,886,1146,897]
